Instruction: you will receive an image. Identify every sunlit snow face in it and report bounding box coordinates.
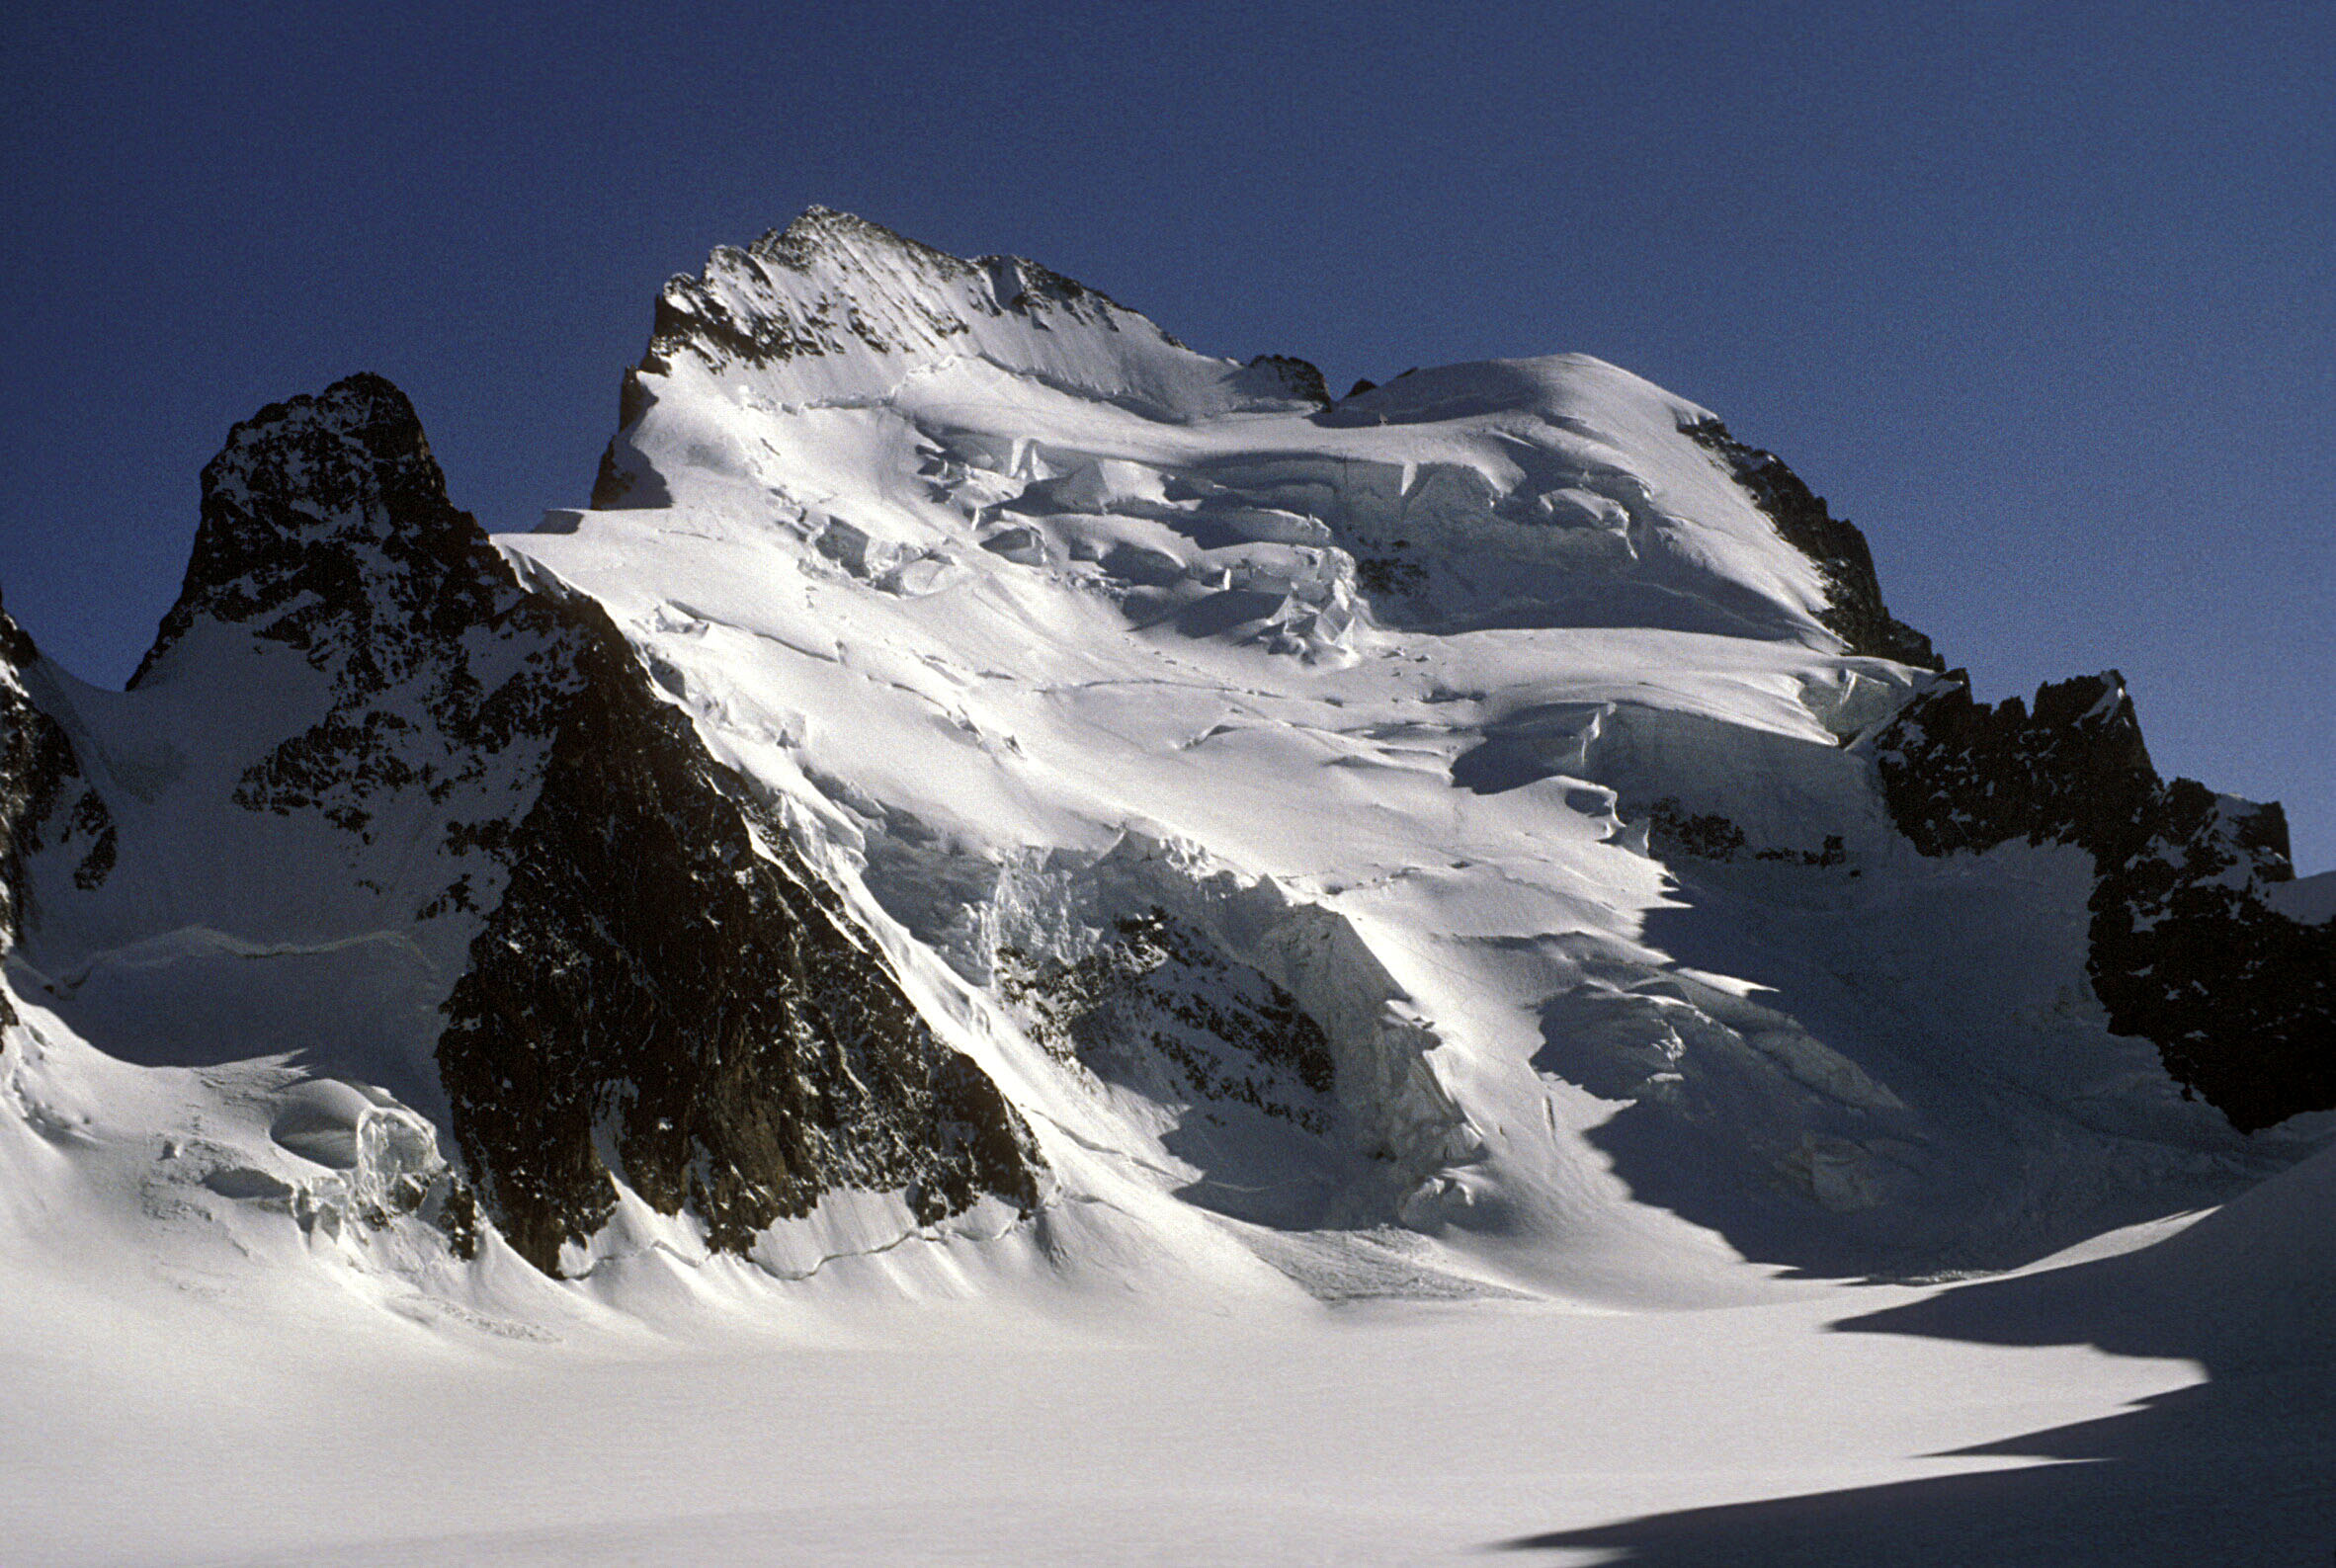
[466,216,2290,1315]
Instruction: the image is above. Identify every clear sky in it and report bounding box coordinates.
[3,2,2329,868]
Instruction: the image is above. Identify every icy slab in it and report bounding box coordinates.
[2265,867,2336,924]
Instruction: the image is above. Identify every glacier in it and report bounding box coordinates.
[0,207,2328,1566]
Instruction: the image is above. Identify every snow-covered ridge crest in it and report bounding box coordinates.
[593,209,1878,664]
[6,215,2334,1561]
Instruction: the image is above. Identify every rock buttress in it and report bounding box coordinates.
[0,598,117,975]
[1683,418,1943,670]
[433,588,1042,1275]
[1871,670,2334,1130]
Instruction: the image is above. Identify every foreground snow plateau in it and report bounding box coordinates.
[4,1190,2330,1568]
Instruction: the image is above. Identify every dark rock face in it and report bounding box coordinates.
[1242,354,1332,406]
[1871,672,2162,858]
[101,372,1044,1275]
[132,373,583,868]
[437,585,1042,1273]
[1,605,63,1025]
[1682,419,1943,670]
[135,373,528,688]
[0,599,117,969]
[1871,671,2334,1130]
[2090,784,2333,1131]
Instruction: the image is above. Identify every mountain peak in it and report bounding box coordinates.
[129,371,504,688]
[627,208,1316,433]
[746,205,971,279]
[0,586,38,670]
[212,369,437,481]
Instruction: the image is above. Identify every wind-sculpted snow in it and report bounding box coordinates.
[7,210,2333,1568]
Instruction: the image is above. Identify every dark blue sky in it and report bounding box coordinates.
[4,2,2329,867]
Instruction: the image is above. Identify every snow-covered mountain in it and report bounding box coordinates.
[2,207,2328,1325]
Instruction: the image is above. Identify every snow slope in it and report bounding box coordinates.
[507,206,2321,1297]
[9,1234,2307,1568]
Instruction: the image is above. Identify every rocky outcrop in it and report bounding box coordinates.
[1869,672,2160,856]
[0,598,116,966]
[437,581,1043,1273]
[131,373,581,859]
[1871,670,2334,1130]
[1242,355,1332,406]
[134,373,536,689]
[1,603,58,1026]
[1676,406,2325,1129]
[996,906,1338,1132]
[1683,419,1943,670]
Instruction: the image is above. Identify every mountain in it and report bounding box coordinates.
[1,207,2328,1317]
